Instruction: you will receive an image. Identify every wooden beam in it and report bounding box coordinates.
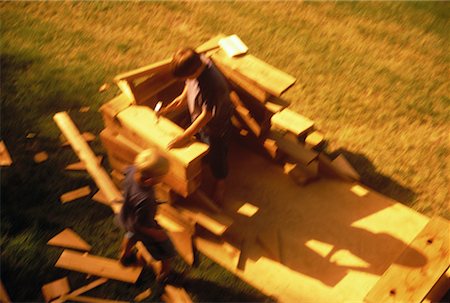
[212,49,296,97]
[47,228,92,251]
[55,250,142,284]
[229,91,262,137]
[131,71,177,105]
[99,93,133,130]
[365,216,450,303]
[53,112,123,204]
[271,108,314,137]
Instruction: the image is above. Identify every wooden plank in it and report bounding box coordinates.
[212,49,296,97]
[47,228,92,251]
[66,156,103,171]
[331,154,360,181]
[365,216,450,303]
[212,58,268,103]
[41,277,70,303]
[53,112,123,204]
[178,205,233,236]
[268,130,318,166]
[55,250,142,283]
[0,141,12,166]
[114,58,172,83]
[0,280,11,303]
[60,186,91,204]
[229,91,262,137]
[271,108,314,137]
[52,278,108,303]
[131,71,177,105]
[116,105,208,188]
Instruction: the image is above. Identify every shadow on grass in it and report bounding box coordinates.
[329,148,416,205]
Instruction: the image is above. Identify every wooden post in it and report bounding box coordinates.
[53,112,123,204]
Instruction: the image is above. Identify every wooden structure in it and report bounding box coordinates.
[97,35,449,302]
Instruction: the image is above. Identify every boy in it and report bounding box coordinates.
[119,148,176,281]
[159,48,233,205]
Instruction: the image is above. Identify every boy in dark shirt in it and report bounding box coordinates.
[119,148,176,281]
[159,48,233,205]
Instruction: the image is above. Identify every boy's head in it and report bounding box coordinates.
[134,148,169,187]
[171,48,204,79]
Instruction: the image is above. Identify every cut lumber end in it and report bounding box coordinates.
[41,277,70,303]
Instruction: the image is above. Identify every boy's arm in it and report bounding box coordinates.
[158,84,188,116]
[168,107,212,149]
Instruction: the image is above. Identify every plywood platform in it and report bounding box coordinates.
[192,142,435,303]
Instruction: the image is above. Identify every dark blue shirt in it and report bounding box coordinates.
[186,57,233,136]
[119,166,158,235]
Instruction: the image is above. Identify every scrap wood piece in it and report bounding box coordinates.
[168,231,195,266]
[331,154,360,181]
[52,278,108,303]
[47,228,92,251]
[268,130,318,166]
[134,289,152,302]
[0,280,11,303]
[229,91,263,137]
[55,250,142,283]
[212,49,296,97]
[162,285,192,303]
[365,216,450,303]
[53,112,123,204]
[271,108,314,137]
[34,151,49,163]
[92,190,109,205]
[66,156,103,171]
[41,277,70,303]
[0,140,13,166]
[60,186,91,204]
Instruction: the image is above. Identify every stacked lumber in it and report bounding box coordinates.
[99,102,209,197]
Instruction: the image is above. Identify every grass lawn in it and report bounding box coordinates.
[1,2,448,302]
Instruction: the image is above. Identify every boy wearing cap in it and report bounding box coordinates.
[159,47,233,205]
[119,148,176,281]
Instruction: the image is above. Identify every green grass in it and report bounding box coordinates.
[1,2,449,302]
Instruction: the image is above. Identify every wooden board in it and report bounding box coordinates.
[365,216,450,303]
[99,93,133,130]
[168,231,194,266]
[53,112,123,204]
[41,277,70,302]
[53,278,108,303]
[212,49,296,97]
[268,130,318,166]
[34,151,48,163]
[114,58,171,83]
[305,131,324,149]
[0,280,11,303]
[0,141,13,166]
[60,186,91,204]
[66,156,103,171]
[271,109,314,137]
[55,250,142,283]
[47,228,92,251]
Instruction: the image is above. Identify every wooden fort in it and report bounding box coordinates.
[97,35,449,303]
